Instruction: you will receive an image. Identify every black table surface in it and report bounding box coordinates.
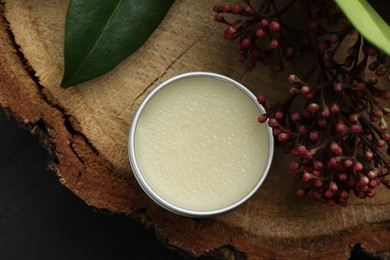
[0,109,186,260]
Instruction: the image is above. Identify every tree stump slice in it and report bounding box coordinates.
[1,0,390,258]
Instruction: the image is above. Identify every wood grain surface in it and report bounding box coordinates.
[1,0,390,258]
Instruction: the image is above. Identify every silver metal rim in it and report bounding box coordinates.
[128,72,274,217]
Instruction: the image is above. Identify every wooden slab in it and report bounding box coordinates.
[1,0,390,258]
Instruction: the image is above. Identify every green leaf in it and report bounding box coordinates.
[334,0,390,57]
[61,0,175,88]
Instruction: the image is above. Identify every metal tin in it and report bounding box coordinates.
[128,72,274,217]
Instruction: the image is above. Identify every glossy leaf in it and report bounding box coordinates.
[334,0,390,56]
[61,0,175,87]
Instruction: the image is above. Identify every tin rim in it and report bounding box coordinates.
[128,72,274,217]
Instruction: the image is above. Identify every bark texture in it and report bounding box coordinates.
[0,0,390,258]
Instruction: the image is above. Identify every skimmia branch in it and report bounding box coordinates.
[213,0,390,207]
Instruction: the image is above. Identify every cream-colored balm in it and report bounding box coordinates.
[133,75,270,212]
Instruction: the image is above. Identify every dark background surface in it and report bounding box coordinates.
[0,109,186,260]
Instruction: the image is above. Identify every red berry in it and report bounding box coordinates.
[290,162,300,170]
[359,176,369,186]
[356,183,369,192]
[356,191,367,199]
[256,29,265,40]
[368,47,377,57]
[258,114,267,123]
[369,61,379,71]
[285,48,294,59]
[231,5,241,13]
[348,114,358,122]
[242,5,252,13]
[257,95,266,104]
[348,179,356,188]
[330,104,340,113]
[238,55,246,63]
[318,41,330,51]
[367,189,376,198]
[302,172,312,182]
[302,111,311,119]
[309,131,319,142]
[376,139,386,147]
[379,120,388,131]
[336,122,346,133]
[268,118,278,127]
[327,157,339,168]
[305,152,313,160]
[235,44,244,52]
[260,19,269,28]
[364,150,373,161]
[213,5,222,13]
[369,180,378,188]
[367,169,378,179]
[321,109,330,118]
[270,39,279,49]
[343,159,353,168]
[382,133,390,140]
[311,192,322,201]
[308,103,321,112]
[324,190,333,199]
[269,21,280,32]
[314,180,323,188]
[291,148,300,157]
[300,85,311,95]
[275,111,283,120]
[339,200,347,207]
[338,173,348,182]
[289,86,299,94]
[330,142,342,155]
[329,182,338,192]
[329,34,338,44]
[323,51,333,61]
[312,170,320,177]
[317,118,327,128]
[224,27,236,40]
[297,145,307,155]
[287,75,300,84]
[291,112,300,122]
[273,128,281,136]
[356,82,366,90]
[333,83,343,92]
[354,162,363,171]
[296,189,306,198]
[340,190,349,200]
[350,124,362,133]
[314,161,323,170]
[214,14,225,22]
[221,4,231,12]
[278,132,289,142]
[368,77,378,84]
[297,125,306,133]
[242,38,251,48]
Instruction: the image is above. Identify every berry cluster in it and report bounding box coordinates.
[213,0,307,70]
[258,71,390,206]
[213,0,390,206]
